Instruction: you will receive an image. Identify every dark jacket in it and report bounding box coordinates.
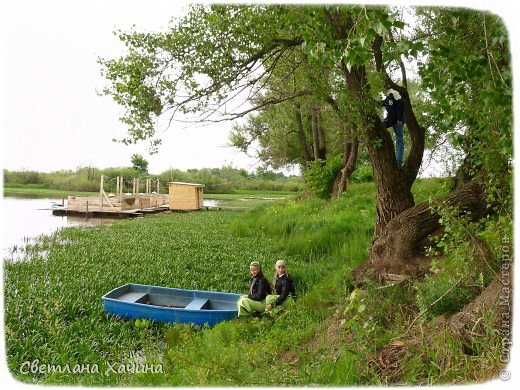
[382,93,406,127]
[248,272,271,301]
[272,273,296,307]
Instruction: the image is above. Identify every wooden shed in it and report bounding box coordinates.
[168,182,204,211]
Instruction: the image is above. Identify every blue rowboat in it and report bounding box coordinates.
[102,283,241,327]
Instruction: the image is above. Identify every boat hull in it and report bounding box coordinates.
[102,283,241,326]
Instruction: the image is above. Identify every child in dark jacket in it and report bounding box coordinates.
[266,260,296,312]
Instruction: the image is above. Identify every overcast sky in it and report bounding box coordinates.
[1,0,519,175]
[0,0,261,175]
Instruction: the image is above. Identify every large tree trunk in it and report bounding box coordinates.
[354,179,489,282]
[326,10,436,280]
[339,60,417,239]
[332,132,359,198]
[365,115,416,240]
[294,104,312,164]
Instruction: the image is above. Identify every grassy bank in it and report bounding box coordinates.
[4,179,506,385]
[4,182,375,385]
[5,211,287,385]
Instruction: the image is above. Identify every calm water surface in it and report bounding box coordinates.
[2,197,226,258]
[2,197,119,258]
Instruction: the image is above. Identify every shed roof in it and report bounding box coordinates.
[168,182,205,187]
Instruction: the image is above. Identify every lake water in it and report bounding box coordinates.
[1,197,226,259]
[2,197,121,259]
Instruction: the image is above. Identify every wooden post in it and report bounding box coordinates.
[116,176,120,196]
[157,179,160,194]
[86,200,89,220]
[99,175,104,211]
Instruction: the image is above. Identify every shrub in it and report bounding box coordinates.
[303,156,343,198]
[351,164,373,183]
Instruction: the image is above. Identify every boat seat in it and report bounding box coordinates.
[118,292,149,303]
[185,297,209,310]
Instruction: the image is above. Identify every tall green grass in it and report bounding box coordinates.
[4,212,290,385]
[4,183,376,385]
[230,182,375,262]
[150,183,377,385]
[6,179,501,386]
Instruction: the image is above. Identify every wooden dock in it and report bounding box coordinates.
[52,207,143,218]
[53,175,169,218]
[67,194,168,210]
[51,197,169,218]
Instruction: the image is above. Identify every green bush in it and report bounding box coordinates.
[3,170,43,185]
[303,156,343,198]
[351,164,373,183]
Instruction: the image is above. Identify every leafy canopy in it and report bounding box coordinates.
[99,5,408,153]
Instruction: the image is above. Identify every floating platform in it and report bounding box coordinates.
[51,207,170,218]
[52,194,169,219]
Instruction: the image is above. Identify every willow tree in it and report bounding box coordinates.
[231,99,332,169]
[229,45,362,197]
[228,52,341,172]
[362,8,512,277]
[99,5,511,280]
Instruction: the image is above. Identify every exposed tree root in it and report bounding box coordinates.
[448,272,510,342]
[354,180,489,285]
[368,235,511,383]
[370,264,511,383]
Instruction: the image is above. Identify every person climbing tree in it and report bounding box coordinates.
[382,89,406,169]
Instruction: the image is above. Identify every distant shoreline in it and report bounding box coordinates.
[3,186,298,200]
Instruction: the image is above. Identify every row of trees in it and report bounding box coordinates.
[3,166,304,194]
[98,4,512,346]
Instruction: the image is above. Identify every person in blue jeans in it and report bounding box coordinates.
[382,89,406,169]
